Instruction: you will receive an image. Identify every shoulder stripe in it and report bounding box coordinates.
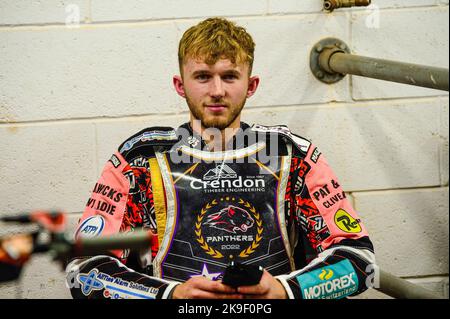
[119,129,178,154]
[251,124,311,155]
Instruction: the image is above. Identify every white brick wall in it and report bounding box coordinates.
[0,1,90,25]
[353,187,449,277]
[90,0,268,22]
[0,23,182,121]
[0,0,448,299]
[0,123,97,214]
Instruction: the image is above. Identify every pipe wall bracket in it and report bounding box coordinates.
[310,38,350,84]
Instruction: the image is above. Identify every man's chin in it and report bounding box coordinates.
[201,118,232,130]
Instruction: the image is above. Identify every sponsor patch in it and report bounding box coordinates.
[109,154,121,168]
[310,147,321,163]
[204,164,237,180]
[205,205,254,234]
[75,215,105,238]
[195,197,263,259]
[294,160,311,194]
[312,181,346,209]
[190,163,266,193]
[91,183,124,203]
[296,259,358,299]
[334,209,362,233]
[77,269,104,296]
[77,268,158,299]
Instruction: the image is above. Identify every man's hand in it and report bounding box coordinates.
[172,276,244,299]
[236,270,288,299]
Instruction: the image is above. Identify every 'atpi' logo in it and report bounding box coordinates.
[334,209,362,233]
[77,269,104,296]
[75,215,105,238]
[205,205,254,234]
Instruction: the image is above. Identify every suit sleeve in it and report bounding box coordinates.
[276,144,377,299]
[66,152,180,299]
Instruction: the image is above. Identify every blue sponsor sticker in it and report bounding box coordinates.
[77,269,104,296]
[75,215,105,238]
[296,259,358,299]
[77,269,158,299]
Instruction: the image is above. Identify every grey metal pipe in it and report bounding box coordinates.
[76,230,153,255]
[323,51,449,91]
[376,270,445,299]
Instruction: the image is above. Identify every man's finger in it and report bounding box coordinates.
[237,283,266,295]
[194,279,237,294]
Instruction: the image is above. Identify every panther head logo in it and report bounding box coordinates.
[204,205,254,234]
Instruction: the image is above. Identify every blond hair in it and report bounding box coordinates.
[178,17,255,75]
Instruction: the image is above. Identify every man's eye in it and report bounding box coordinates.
[196,74,210,81]
[223,75,237,81]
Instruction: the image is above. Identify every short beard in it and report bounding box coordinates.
[186,97,246,130]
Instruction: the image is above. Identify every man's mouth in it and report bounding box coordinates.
[205,104,227,112]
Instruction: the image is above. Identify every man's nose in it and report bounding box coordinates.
[209,76,225,99]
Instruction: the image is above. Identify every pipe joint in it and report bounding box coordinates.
[324,0,371,12]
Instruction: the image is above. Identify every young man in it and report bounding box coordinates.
[67,18,376,299]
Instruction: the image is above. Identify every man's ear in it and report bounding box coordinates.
[173,75,186,98]
[247,76,260,98]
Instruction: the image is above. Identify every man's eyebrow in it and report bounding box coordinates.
[191,69,242,77]
[221,70,241,77]
[191,70,211,76]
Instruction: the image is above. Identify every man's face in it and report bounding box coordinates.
[174,58,259,130]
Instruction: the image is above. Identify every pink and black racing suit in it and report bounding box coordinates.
[66,122,376,299]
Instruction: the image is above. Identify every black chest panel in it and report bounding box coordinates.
[153,142,293,282]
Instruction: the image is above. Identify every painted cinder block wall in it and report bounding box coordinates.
[0,0,448,299]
